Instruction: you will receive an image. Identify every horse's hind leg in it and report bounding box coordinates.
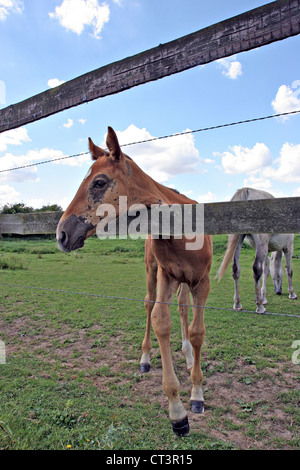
[151,267,188,436]
[177,283,193,371]
[270,251,283,295]
[284,244,297,300]
[189,273,210,414]
[232,235,244,311]
[252,235,269,314]
[140,241,157,373]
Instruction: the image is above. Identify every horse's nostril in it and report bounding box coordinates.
[59,231,67,245]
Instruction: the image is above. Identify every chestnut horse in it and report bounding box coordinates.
[56,127,213,436]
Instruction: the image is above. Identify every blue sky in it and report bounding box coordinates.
[0,0,300,210]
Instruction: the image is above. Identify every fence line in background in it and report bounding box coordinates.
[0,197,299,236]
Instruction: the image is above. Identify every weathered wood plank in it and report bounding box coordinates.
[0,197,299,236]
[1,0,299,133]
[203,197,300,235]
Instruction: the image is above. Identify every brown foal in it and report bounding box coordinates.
[56,127,213,436]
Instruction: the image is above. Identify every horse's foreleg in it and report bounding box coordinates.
[189,274,210,414]
[151,267,188,436]
[177,283,193,371]
[253,236,269,314]
[140,251,157,373]
[284,247,297,300]
[261,256,269,305]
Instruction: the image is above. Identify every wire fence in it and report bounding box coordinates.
[0,281,299,319]
[1,109,300,174]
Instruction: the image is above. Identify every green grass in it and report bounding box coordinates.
[0,235,299,450]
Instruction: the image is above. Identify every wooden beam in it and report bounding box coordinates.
[1,0,299,133]
[203,197,300,235]
[0,211,63,235]
[1,197,299,236]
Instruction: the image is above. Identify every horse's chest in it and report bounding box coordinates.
[151,239,203,285]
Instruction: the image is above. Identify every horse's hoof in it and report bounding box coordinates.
[190,400,204,414]
[256,307,266,314]
[139,363,150,373]
[171,416,189,437]
[233,304,243,311]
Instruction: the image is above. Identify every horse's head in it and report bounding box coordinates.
[56,126,136,253]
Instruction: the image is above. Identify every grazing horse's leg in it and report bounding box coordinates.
[261,253,269,305]
[252,235,269,314]
[177,283,193,371]
[140,240,157,373]
[151,266,188,436]
[189,274,210,414]
[232,235,245,311]
[270,251,283,295]
[283,245,297,300]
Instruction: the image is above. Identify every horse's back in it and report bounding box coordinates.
[231,187,274,202]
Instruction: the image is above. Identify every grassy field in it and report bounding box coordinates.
[0,234,299,450]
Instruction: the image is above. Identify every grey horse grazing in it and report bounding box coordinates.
[216,188,297,314]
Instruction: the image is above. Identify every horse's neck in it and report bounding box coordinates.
[155,182,196,205]
[130,161,196,206]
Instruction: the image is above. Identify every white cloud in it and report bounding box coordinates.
[243,176,273,192]
[0,147,91,183]
[271,81,300,118]
[78,118,86,125]
[0,127,31,153]
[217,56,242,79]
[263,142,300,183]
[49,0,110,39]
[293,187,300,197]
[197,191,217,203]
[48,78,66,88]
[51,150,90,167]
[0,0,23,21]
[63,118,74,128]
[108,124,200,183]
[220,143,272,175]
[0,184,21,205]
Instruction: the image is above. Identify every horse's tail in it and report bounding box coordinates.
[215,233,240,282]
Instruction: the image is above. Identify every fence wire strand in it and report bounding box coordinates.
[0,282,299,319]
[1,109,300,174]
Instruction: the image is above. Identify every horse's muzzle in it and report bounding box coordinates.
[56,214,95,253]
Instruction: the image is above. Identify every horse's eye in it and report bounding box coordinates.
[93,179,107,189]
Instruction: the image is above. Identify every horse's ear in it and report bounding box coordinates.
[106,127,122,161]
[88,137,107,160]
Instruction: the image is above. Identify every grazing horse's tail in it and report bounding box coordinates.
[215,233,240,281]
